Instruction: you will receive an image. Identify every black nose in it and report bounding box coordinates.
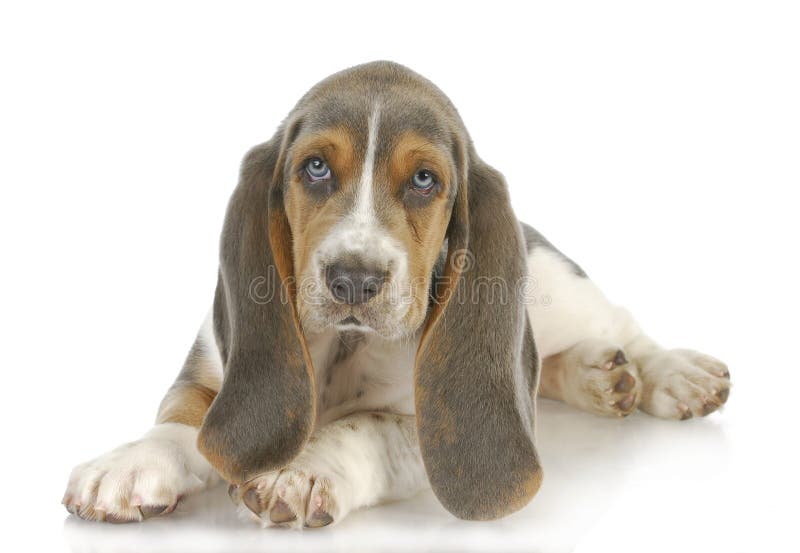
[325,263,386,305]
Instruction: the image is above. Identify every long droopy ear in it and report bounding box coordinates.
[197,128,315,484]
[415,155,543,520]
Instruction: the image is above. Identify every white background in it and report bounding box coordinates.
[1,1,798,552]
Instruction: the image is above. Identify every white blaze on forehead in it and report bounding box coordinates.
[353,104,381,224]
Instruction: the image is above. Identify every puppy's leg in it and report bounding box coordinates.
[523,223,730,420]
[230,412,427,529]
[62,313,222,522]
[525,229,645,416]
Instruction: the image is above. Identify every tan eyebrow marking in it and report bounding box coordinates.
[388,130,451,193]
[290,126,357,182]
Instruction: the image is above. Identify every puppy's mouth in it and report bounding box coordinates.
[297,283,412,338]
[334,315,369,331]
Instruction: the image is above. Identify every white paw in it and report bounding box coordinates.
[638,349,731,420]
[62,423,217,522]
[230,463,351,529]
[560,340,642,417]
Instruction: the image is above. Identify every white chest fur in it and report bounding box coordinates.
[306,327,420,426]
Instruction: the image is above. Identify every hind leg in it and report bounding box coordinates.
[525,232,731,420]
[627,336,730,419]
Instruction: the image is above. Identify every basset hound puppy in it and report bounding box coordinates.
[63,61,731,528]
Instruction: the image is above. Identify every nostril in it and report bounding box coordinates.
[362,275,383,297]
[328,276,355,304]
[332,281,348,300]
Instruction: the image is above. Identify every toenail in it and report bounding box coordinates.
[243,487,263,515]
[228,484,239,503]
[105,512,136,524]
[270,498,297,524]
[614,371,636,393]
[306,509,334,528]
[139,504,169,519]
[616,394,635,411]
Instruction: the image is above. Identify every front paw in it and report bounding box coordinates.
[62,423,215,522]
[638,349,731,420]
[230,466,349,529]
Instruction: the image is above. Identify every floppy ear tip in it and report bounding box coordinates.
[196,413,267,484]
[197,399,315,485]
[434,459,544,521]
[195,420,269,485]
[196,421,243,484]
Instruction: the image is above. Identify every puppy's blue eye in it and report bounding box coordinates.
[305,158,331,181]
[411,170,436,194]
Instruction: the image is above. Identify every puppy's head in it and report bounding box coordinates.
[283,67,462,338]
[199,62,542,522]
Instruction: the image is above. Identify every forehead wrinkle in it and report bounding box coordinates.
[300,96,374,154]
[374,103,451,157]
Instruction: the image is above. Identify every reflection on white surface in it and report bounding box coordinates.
[62,399,732,553]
